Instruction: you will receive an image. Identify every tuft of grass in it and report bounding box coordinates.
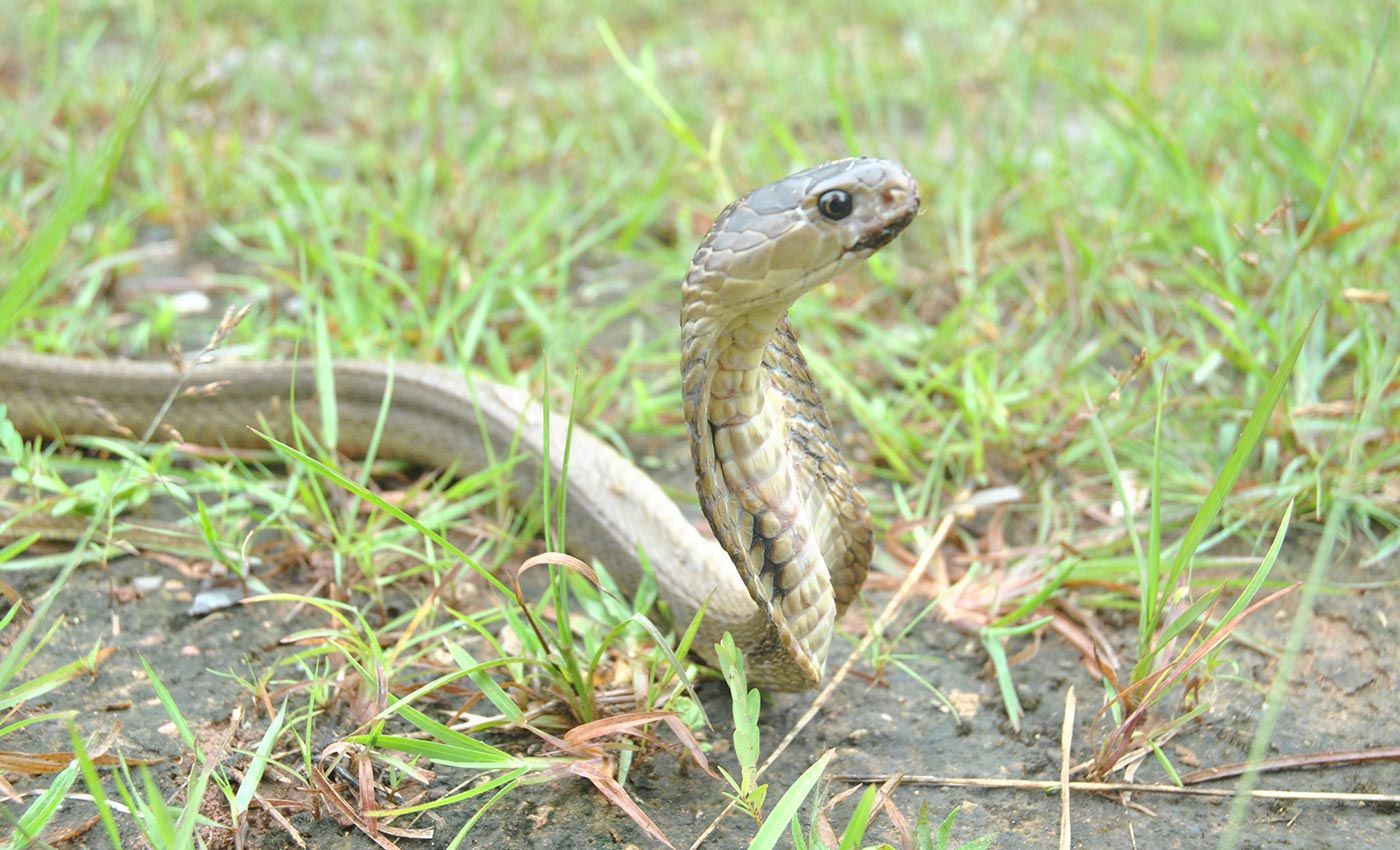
[1082,317,1313,776]
[920,805,996,850]
[787,782,997,850]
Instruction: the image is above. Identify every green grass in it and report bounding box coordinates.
[1,0,1396,846]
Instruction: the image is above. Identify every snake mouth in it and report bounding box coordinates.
[848,207,918,254]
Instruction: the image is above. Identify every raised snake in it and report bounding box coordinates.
[0,157,920,691]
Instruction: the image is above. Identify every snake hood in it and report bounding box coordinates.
[682,157,919,321]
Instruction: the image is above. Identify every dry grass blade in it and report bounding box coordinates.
[308,763,405,850]
[814,781,866,846]
[830,773,1400,805]
[1181,746,1400,785]
[523,709,711,849]
[514,551,601,591]
[0,750,156,775]
[37,812,101,846]
[355,749,378,840]
[872,775,911,850]
[250,790,308,849]
[1058,687,1074,850]
[509,550,601,669]
[561,710,714,777]
[568,758,676,849]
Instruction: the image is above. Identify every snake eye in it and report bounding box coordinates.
[817,189,854,221]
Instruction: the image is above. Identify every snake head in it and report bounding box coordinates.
[783,156,920,258]
[683,157,920,318]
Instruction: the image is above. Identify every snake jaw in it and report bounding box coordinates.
[848,199,919,254]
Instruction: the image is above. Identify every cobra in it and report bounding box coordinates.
[0,157,920,691]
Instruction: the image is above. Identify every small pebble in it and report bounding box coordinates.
[133,576,163,593]
[170,291,213,314]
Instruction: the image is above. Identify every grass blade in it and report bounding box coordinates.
[748,750,833,850]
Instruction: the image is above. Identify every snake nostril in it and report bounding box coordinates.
[881,188,909,209]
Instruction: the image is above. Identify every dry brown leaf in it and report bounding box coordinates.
[0,750,156,776]
[561,710,714,777]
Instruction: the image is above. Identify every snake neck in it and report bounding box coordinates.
[681,304,839,688]
[701,305,784,421]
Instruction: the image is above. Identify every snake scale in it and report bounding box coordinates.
[0,158,920,690]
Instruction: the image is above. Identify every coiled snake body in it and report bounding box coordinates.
[1,158,919,690]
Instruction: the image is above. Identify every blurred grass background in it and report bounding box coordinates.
[4,0,1394,554]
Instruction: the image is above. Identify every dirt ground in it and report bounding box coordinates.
[8,522,1397,849]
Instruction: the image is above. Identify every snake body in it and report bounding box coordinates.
[0,158,919,690]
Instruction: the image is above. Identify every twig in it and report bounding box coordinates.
[687,513,956,850]
[830,774,1400,804]
[1058,687,1074,850]
[1182,746,1400,785]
